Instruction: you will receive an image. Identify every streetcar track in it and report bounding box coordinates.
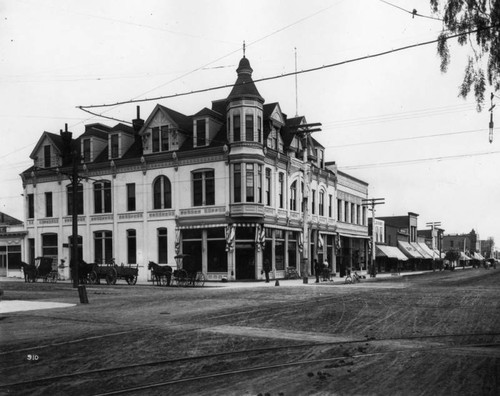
[89,341,500,396]
[2,332,499,390]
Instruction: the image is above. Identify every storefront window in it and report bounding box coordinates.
[275,229,285,270]
[288,231,297,268]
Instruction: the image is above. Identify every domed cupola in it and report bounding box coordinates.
[227,56,264,103]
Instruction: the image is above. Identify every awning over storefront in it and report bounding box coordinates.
[472,252,485,260]
[376,245,408,261]
[398,241,424,259]
[460,252,471,261]
[433,249,442,259]
[416,242,435,259]
[338,233,371,239]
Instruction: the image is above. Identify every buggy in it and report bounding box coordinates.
[173,254,205,287]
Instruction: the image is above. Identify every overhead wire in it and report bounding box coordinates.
[77,24,499,111]
[378,0,444,21]
[340,150,500,170]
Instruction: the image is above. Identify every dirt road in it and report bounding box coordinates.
[1,268,499,395]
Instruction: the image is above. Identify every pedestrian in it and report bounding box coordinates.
[314,259,322,283]
[323,257,330,280]
[263,259,271,283]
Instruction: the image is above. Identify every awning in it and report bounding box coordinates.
[433,249,442,259]
[338,233,371,240]
[398,241,424,259]
[460,252,471,261]
[415,242,435,259]
[376,245,408,261]
[473,252,485,260]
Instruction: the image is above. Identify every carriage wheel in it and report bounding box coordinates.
[195,272,205,287]
[175,269,188,287]
[126,275,138,285]
[344,276,353,284]
[106,268,117,285]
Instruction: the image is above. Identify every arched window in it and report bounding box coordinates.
[290,181,297,211]
[153,176,172,209]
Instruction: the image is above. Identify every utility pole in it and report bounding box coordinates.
[426,221,441,271]
[70,149,79,288]
[362,198,385,277]
[288,122,321,282]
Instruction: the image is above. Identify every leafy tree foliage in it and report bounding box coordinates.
[431,0,500,110]
[444,250,461,262]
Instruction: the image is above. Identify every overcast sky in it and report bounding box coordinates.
[1,0,499,247]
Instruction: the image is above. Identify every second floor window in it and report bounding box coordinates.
[193,170,214,206]
[246,164,254,202]
[278,172,284,209]
[45,192,53,217]
[153,176,171,209]
[126,183,136,211]
[94,181,112,213]
[67,183,84,215]
[265,168,271,206]
[319,191,324,216]
[234,164,242,203]
[27,194,34,219]
[290,181,297,211]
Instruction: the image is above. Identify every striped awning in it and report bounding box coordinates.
[376,245,408,261]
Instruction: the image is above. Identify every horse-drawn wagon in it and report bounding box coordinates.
[20,257,58,283]
[148,255,205,287]
[89,259,138,285]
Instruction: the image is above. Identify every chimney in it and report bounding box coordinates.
[132,106,144,133]
[132,106,144,153]
[60,123,73,165]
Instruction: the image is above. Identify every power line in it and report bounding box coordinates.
[340,150,500,170]
[378,0,443,21]
[325,127,485,148]
[77,25,498,110]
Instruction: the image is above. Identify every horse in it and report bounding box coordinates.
[19,262,37,282]
[148,261,172,286]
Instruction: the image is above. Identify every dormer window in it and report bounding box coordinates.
[83,139,91,162]
[195,119,207,147]
[152,125,169,153]
[44,145,51,168]
[110,134,119,159]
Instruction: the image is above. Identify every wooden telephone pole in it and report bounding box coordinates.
[362,198,385,277]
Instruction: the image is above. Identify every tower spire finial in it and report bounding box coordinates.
[243,40,246,58]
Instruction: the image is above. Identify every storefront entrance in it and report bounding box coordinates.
[235,243,255,280]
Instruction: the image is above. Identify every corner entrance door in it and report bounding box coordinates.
[235,243,255,280]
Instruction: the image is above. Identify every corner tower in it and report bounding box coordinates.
[226,56,265,148]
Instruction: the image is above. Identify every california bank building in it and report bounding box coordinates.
[20,56,370,282]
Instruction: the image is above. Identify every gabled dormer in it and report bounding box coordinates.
[192,107,223,148]
[29,131,65,169]
[108,123,136,160]
[80,123,111,163]
[139,104,190,155]
[264,103,285,152]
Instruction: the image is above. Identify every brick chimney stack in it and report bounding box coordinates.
[60,123,73,166]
